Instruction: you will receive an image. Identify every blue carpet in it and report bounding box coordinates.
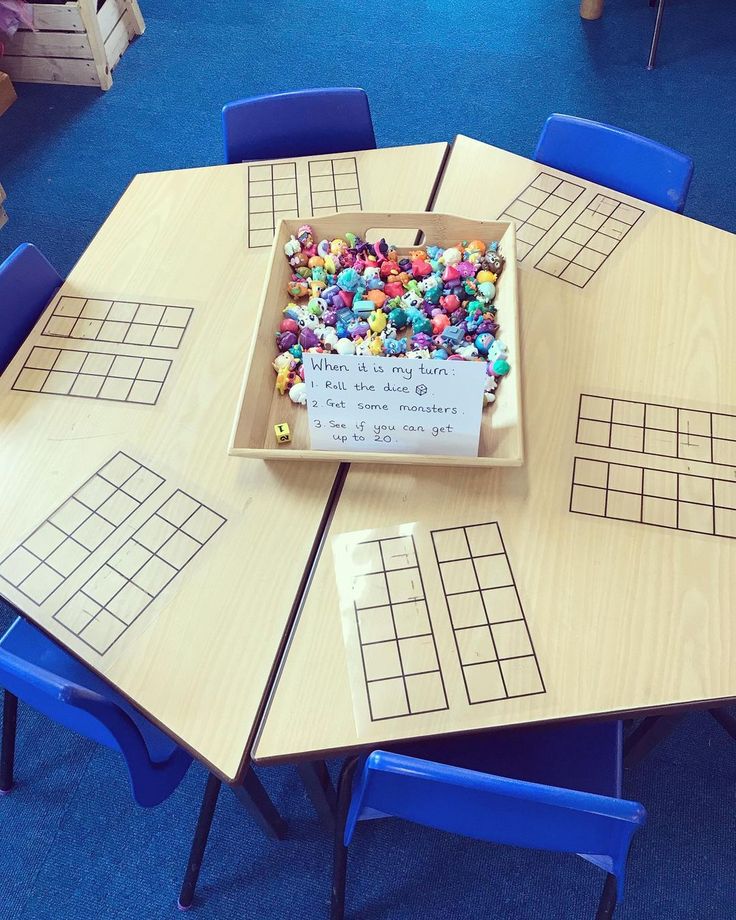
[2,0,736,916]
[1,594,735,920]
[1,0,736,274]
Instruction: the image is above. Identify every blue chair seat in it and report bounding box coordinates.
[1,618,178,765]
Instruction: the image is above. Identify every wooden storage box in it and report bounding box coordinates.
[230,211,523,468]
[2,0,145,90]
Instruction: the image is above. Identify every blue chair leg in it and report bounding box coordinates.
[232,765,287,840]
[331,757,359,920]
[647,0,666,70]
[595,874,618,919]
[1,691,18,793]
[178,772,222,910]
[297,760,337,832]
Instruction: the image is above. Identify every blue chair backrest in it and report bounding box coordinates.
[0,243,62,374]
[346,751,646,900]
[222,87,376,164]
[0,642,188,806]
[534,113,693,212]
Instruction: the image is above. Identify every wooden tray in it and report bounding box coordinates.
[229,211,523,467]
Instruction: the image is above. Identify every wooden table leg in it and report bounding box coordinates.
[579,0,604,19]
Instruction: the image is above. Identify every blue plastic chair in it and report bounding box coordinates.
[0,614,288,908]
[332,722,646,919]
[0,618,191,806]
[0,243,62,374]
[222,87,376,164]
[534,114,693,212]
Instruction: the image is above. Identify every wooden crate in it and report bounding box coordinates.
[230,211,523,468]
[1,0,145,90]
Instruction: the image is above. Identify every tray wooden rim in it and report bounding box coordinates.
[229,210,524,467]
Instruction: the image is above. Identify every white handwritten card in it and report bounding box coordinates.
[303,353,486,456]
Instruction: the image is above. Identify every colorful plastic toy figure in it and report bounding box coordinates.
[273,228,512,410]
[368,310,387,334]
[288,382,307,404]
[297,224,316,255]
[384,338,407,355]
[275,362,299,395]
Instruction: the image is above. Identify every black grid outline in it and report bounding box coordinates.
[247,161,299,248]
[52,488,227,655]
[535,194,644,288]
[12,345,172,406]
[0,453,165,606]
[41,296,194,349]
[352,535,448,722]
[569,456,736,540]
[308,157,362,216]
[498,172,585,260]
[430,522,545,705]
[576,393,736,467]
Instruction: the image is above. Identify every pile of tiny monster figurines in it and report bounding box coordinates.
[273,225,510,408]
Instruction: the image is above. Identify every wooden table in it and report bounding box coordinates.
[0,142,449,783]
[254,134,736,764]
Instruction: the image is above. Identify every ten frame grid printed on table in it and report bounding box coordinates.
[12,345,172,406]
[351,535,448,722]
[41,297,193,349]
[570,457,736,539]
[308,157,362,216]
[247,161,299,248]
[535,194,644,288]
[576,393,736,467]
[431,523,545,705]
[498,172,585,260]
[53,489,227,655]
[0,453,165,607]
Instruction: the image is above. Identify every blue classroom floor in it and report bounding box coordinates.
[1,0,736,916]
